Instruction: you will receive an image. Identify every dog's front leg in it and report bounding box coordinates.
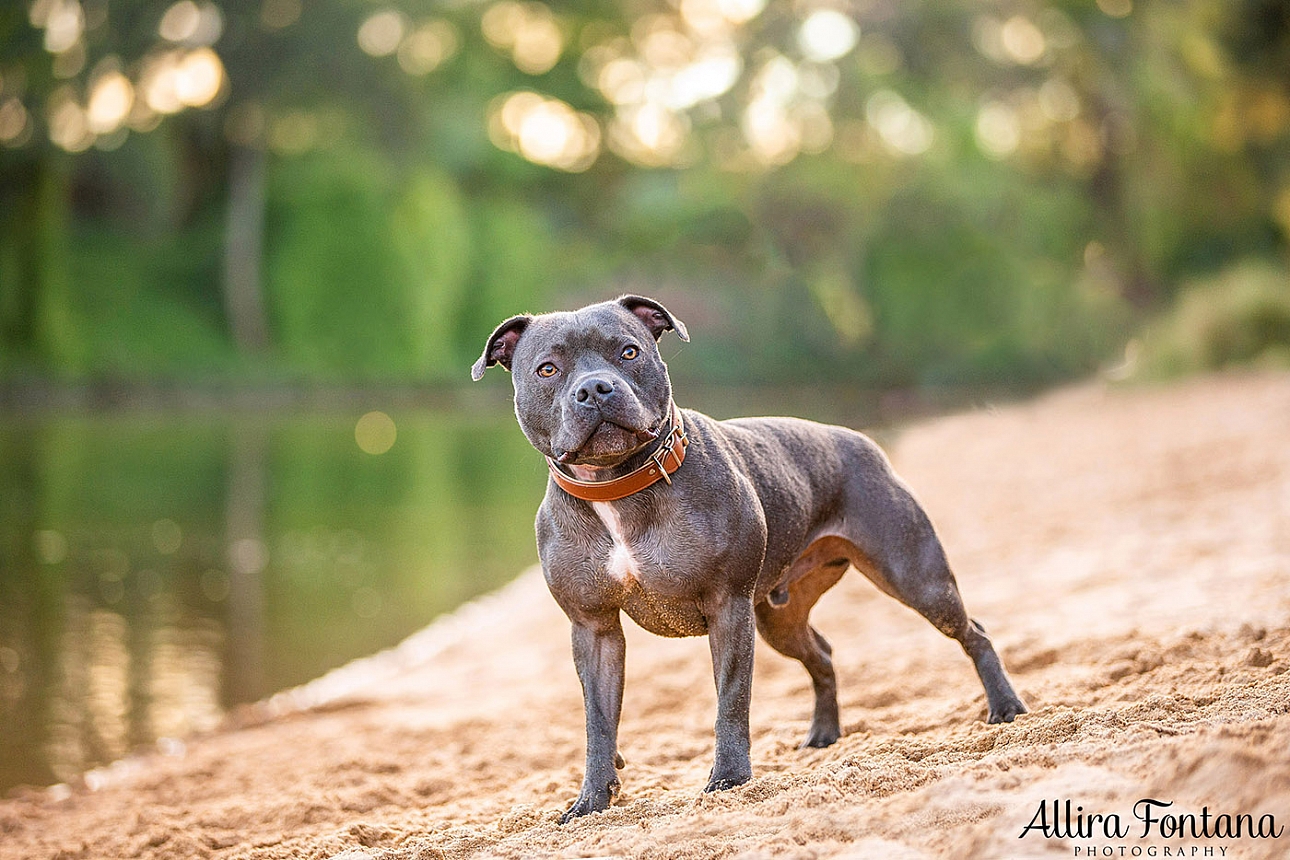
[561,612,626,823]
[704,591,755,792]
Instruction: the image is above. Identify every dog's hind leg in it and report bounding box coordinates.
[755,540,850,747]
[881,561,1027,723]
[848,513,1028,724]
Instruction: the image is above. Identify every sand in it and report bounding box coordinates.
[2,371,1288,859]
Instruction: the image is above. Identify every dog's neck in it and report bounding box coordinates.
[565,402,679,481]
[547,404,688,501]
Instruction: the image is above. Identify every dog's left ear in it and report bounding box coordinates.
[618,295,689,342]
[471,314,532,380]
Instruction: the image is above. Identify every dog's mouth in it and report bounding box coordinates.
[554,418,663,467]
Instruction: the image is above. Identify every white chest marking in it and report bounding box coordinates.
[590,501,639,583]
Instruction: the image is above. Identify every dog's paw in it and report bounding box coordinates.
[703,769,751,793]
[559,777,620,824]
[800,726,840,748]
[703,774,751,793]
[987,697,1028,724]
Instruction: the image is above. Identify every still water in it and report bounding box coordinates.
[0,383,982,796]
[0,399,548,794]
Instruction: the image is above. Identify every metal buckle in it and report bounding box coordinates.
[649,425,683,484]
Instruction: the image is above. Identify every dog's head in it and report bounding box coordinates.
[471,295,688,468]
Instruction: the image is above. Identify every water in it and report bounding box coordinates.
[0,400,547,794]
[0,382,1017,796]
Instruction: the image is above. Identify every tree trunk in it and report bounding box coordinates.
[222,144,270,352]
[0,158,81,371]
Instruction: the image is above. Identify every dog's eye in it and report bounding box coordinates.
[620,345,639,361]
[536,362,559,378]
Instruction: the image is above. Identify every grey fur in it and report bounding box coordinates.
[472,295,1027,823]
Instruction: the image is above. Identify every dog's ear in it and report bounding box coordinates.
[471,315,533,380]
[617,295,689,342]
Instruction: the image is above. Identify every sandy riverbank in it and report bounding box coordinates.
[2,371,1288,859]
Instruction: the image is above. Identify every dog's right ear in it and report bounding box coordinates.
[471,315,532,380]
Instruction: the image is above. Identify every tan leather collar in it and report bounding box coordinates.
[547,406,688,502]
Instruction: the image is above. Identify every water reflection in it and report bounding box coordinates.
[0,405,544,793]
[0,383,1018,794]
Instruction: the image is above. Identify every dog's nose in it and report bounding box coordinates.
[574,376,615,405]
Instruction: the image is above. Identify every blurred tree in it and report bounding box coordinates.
[0,0,1286,386]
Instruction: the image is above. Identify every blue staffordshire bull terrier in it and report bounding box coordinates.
[472,295,1027,822]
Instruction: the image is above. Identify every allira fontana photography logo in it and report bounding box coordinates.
[1019,798,1284,857]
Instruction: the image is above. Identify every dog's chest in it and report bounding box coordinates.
[585,501,708,637]
[589,502,643,584]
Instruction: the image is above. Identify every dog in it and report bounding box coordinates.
[471,295,1027,822]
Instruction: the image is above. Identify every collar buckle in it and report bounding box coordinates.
[546,405,688,502]
[648,421,687,485]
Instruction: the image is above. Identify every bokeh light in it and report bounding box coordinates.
[174,47,226,106]
[798,9,858,64]
[397,20,460,75]
[743,56,801,165]
[152,519,183,555]
[1000,16,1047,65]
[713,0,767,26]
[228,537,268,575]
[141,53,184,115]
[260,0,302,30]
[482,2,564,75]
[574,9,755,167]
[87,66,134,135]
[490,91,601,171]
[268,110,320,154]
[159,1,199,42]
[976,101,1021,159]
[200,568,230,602]
[358,9,407,58]
[0,98,33,147]
[32,0,85,55]
[47,86,94,152]
[1097,0,1133,19]
[670,45,742,107]
[355,411,398,455]
[158,1,223,47]
[866,89,934,156]
[609,102,690,167]
[139,47,227,115]
[1039,78,1081,122]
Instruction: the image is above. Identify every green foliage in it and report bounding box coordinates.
[858,168,1133,386]
[1,0,1288,390]
[389,169,472,372]
[67,221,235,378]
[0,161,86,375]
[263,149,564,380]
[265,150,441,378]
[455,195,560,363]
[1136,261,1290,377]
